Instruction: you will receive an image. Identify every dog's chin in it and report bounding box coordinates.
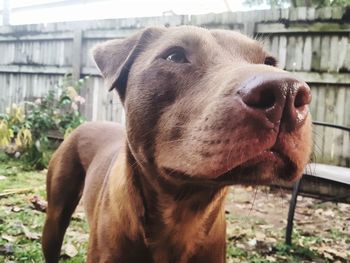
[213,150,299,185]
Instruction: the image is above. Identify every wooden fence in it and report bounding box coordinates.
[0,7,349,166]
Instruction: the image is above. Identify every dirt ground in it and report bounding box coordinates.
[225,185,350,262]
[1,159,349,262]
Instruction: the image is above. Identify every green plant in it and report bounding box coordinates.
[0,75,88,169]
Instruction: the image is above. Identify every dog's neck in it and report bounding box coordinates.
[121,147,228,262]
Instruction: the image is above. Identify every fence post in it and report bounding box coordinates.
[3,0,11,25]
[72,29,82,80]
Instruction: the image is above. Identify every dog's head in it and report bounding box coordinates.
[93,26,312,186]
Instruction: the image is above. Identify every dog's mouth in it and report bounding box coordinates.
[162,148,297,186]
[213,149,297,185]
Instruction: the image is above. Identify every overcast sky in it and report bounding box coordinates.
[0,0,273,25]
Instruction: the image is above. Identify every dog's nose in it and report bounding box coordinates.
[238,73,311,131]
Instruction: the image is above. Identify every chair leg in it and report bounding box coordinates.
[285,176,303,246]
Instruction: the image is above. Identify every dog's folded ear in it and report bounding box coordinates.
[92,27,164,101]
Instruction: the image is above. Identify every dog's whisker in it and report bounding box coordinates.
[248,187,258,216]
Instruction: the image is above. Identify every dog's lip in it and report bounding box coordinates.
[162,149,296,184]
[242,149,285,166]
[214,148,296,183]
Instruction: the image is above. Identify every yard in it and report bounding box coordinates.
[0,155,349,263]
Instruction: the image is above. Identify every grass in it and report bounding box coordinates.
[224,213,322,263]
[0,156,87,262]
[0,155,349,262]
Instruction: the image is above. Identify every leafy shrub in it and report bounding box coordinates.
[0,75,88,169]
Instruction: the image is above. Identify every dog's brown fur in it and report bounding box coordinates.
[42,26,312,263]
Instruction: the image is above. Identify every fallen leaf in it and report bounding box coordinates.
[21,224,40,240]
[323,247,348,260]
[29,195,47,212]
[265,237,277,243]
[62,243,78,258]
[11,206,21,212]
[323,252,334,260]
[71,212,85,221]
[0,244,14,255]
[265,255,277,262]
[1,234,16,242]
[323,209,335,218]
[259,224,273,230]
[66,230,89,242]
[255,231,266,241]
[247,239,257,247]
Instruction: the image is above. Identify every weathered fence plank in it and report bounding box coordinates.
[320,36,330,71]
[72,29,83,80]
[302,36,312,71]
[278,36,287,69]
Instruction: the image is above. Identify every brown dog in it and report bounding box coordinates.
[42,26,312,263]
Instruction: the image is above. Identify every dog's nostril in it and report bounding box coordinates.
[241,88,276,109]
[294,87,311,108]
[255,89,276,109]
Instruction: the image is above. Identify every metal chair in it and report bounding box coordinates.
[285,121,350,245]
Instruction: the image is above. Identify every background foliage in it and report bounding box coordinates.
[0,76,87,169]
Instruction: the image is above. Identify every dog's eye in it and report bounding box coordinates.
[166,51,189,63]
[264,56,277,66]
